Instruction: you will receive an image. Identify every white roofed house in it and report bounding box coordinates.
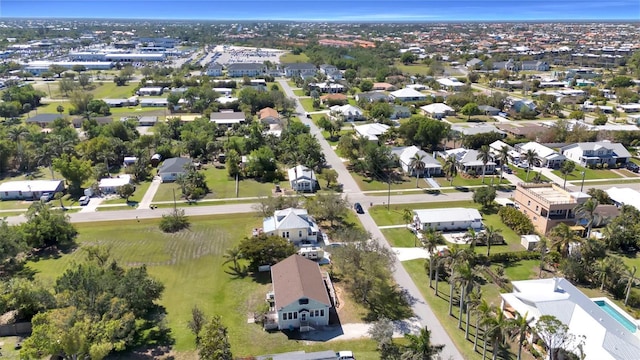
[0,180,65,200]
[442,148,496,175]
[413,208,483,232]
[516,142,565,169]
[420,103,455,120]
[329,104,365,122]
[389,88,428,102]
[436,78,465,91]
[262,208,319,245]
[288,165,317,193]
[209,111,246,127]
[98,174,132,194]
[560,142,631,168]
[353,123,390,142]
[137,87,164,96]
[391,146,442,177]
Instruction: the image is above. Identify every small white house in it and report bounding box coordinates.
[263,208,319,244]
[520,234,540,251]
[0,180,65,200]
[137,87,164,96]
[420,103,455,119]
[413,208,483,232]
[353,123,390,142]
[270,255,331,331]
[98,174,132,194]
[288,165,317,193]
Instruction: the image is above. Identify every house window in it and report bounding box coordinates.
[283,231,289,238]
[283,313,288,320]
[315,310,319,317]
[310,312,314,317]
[535,206,539,212]
[299,230,303,238]
[18,191,22,196]
[451,222,454,226]
[527,201,531,206]
[293,312,297,319]
[320,310,325,317]
[299,298,309,305]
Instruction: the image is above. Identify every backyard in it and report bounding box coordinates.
[24,214,380,359]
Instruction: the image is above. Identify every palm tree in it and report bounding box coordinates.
[499,145,510,183]
[465,227,479,251]
[594,258,610,291]
[549,222,580,258]
[443,155,458,186]
[509,312,531,360]
[623,265,637,306]
[454,262,475,330]
[402,208,413,230]
[477,145,492,184]
[421,227,443,289]
[536,237,549,277]
[483,225,502,257]
[402,326,444,360]
[574,198,601,239]
[465,287,482,342]
[476,299,492,356]
[559,160,576,189]
[524,149,538,181]
[483,307,512,360]
[410,153,427,187]
[223,247,242,274]
[8,126,29,171]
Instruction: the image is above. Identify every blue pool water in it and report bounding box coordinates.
[595,300,637,333]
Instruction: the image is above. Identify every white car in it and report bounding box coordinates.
[78,196,90,206]
[337,351,355,360]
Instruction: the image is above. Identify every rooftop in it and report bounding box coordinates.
[271,255,331,309]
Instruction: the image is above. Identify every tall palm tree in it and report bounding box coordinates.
[8,126,29,171]
[402,326,444,360]
[549,222,580,258]
[475,299,492,356]
[536,237,549,278]
[466,286,482,342]
[559,160,576,189]
[443,155,458,186]
[509,312,531,360]
[623,265,637,306]
[465,227,480,251]
[483,225,502,257]
[476,145,492,184]
[410,153,427,187]
[454,262,475,330]
[421,227,443,289]
[524,149,538,181]
[499,145,510,183]
[483,307,512,360]
[574,198,601,239]
[594,258,610,291]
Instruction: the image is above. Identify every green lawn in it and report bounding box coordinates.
[153,166,275,202]
[499,259,539,281]
[575,178,640,186]
[381,228,417,247]
[552,165,623,181]
[90,82,138,99]
[446,115,495,123]
[279,53,310,63]
[508,165,552,183]
[100,180,152,206]
[299,98,316,112]
[293,89,305,96]
[369,201,480,227]
[435,175,510,187]
[25,214,380,359]
[393,62,433,76]
[352,172,430,192]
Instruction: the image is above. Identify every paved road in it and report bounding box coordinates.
[278,79,464,359]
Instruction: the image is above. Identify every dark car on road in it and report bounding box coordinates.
[626,162,640,173]
[354,202,364,214]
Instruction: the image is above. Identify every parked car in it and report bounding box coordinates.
[626,162,640,173]
[78,196,90,206]
[353,202,364,214]
[40,192,54,202]
[337,351,356,360]
[516,162,529,169]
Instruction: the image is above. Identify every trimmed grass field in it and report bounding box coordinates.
[101,180,152,206]
[299,98,316,112]
[293,89,305,96]
[508,165,552,183]
[279,53,310,63]
[25,214,380,359]
[393,62,432,75]
[552,165,623,181]
[351,172,430,192]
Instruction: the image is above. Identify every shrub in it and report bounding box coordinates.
[488,251,540,263]
[498,206,535,235]
[159,208,190,233]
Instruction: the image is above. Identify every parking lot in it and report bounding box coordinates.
[212,44,286,65]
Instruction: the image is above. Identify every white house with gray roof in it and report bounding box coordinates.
[561,141,631,167]
[516,142,565,168]
[441,148,496,175]
[413,208,483,232]
[391,146,441,177]
[287,165,317,193]
[263,208,319,244]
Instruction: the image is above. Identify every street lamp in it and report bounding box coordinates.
[580,171,586,192]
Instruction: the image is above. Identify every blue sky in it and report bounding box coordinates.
[1,1,639,21]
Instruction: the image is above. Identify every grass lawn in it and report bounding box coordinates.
[381,228,417,247]
[552,166,623,181]
[352,172,428,192]
[299,98,316,112]
[25,214,380,359]
[90,82,138,99]
[279,53,310,63]
[446,115,495,123]
[508,165,552,183]
[571,178,640,186]
[101,180,152,205]
[153,166,275,202]
[499,259,539,281]
[293,89,305,96]
[393,62,432,76]
[435,175,510,187]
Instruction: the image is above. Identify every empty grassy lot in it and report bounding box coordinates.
[25,214,380,359]
[279,53,310,63]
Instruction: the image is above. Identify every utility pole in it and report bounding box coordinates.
[387,173,391,211]
[172,188,177,211]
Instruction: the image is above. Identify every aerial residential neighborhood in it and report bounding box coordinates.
[0,3,640,360]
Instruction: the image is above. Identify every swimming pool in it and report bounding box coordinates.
[594,300,638,333]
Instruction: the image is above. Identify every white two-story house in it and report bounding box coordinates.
[561,141,631,168]
[263,208,319,244]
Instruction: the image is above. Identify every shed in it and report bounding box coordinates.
[520,235,540,251]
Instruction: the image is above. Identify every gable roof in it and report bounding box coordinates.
[26,113,62,124]
[271,254,331,309]
[390,88,427,99]
[353,123,390,141]
[263,208,318,234]
[391,146,441,169]
[561,142,631,158]
[288,165,316,182]
[421,103,454,114]
[158,157,191,174]
[259,107,279,120]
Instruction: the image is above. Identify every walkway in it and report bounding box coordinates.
[79,197,103,213]
[138,177,162,209]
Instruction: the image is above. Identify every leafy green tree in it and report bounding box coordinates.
[56,104,65,115]
[226,149,241,178]
[360,80,373,92]
[238,234,296,272]
[159,208,190,233]
[117,183,135,201]
[460,102,480,121]
[569,110,585,120]
[400,52,417,65]
[188,305,206,346]
[246,146,277,180]
[498,206,535,235]
[369,102,393,122]
[306,191,349,226]
[58,78,76,97]
[535,315,584,360]
[48,64,67,77]
[53,154,92,195]
[593,113,608,125]
[0,219,26,271]
[472,186,496,209]
[21,202,77,249]
[198,315,233,360]
[319,168,338,188]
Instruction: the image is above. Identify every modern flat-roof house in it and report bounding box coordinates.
[391,146,442,177]
[288,165,317,193]
[226,63,266,77]
[158,157,191,182]
[139,98,168,108]
[283,63,317,78]
[137,87,164,96]
[263,208,319,244]
[516,142,565,169]
[25,113,62,128]
[420,103,455,119]
[442,148,496,175]
[0,180,64,200]
[501,278,640,360]
[209,111,246,127]
[330,104,365,122]
[389,88,428,102]
[138,116,158,126]
[513,183,590,234]
[98,174,131,194]
[353,123,390,142]
[413,208,483,232]
[561,142,631,168]
[269,255,331,331]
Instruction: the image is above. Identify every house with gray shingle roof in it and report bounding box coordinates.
[561,141,631,167]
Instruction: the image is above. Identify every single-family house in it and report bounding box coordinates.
[489,140,521,163]
[606,187,640,212]
[309,82,345,93]
[25,113,62,128]
[501,278,640,360]
[137,87,164,96]
[617,104,640,113]
[437,78,465,91]
[508,98,537,113]
[98,174,131,194]
[209,111,246,127]
[442,148,496,175]
[263,208,319,244]
[413,208,483,232]
[516,142,565,168]
[330,104,365,122]
[205,63,223,77]
[478,105,501,116]
[72,116,112,128]
[353,123,390,142]
[283,63,317,78]
[104,97,139,108]
[288,165,317,193]
[319,93,347,105]
[420,103,455,119]
[138,116,158,126]
[355,92,391,103]
[391,146,442,177]
[561,141,631,167]
[466,58,483,69]
[390,105,411,120]
[0,180,65,200]
[493,59,549,71]
[259,107,280,125]
[269,255,331,331]
[389,88,428,102]
[140,98,168,108]
[226,63,266,77]
[158,157,192,182]
[372,82,396,91]
[452,125,506,138]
